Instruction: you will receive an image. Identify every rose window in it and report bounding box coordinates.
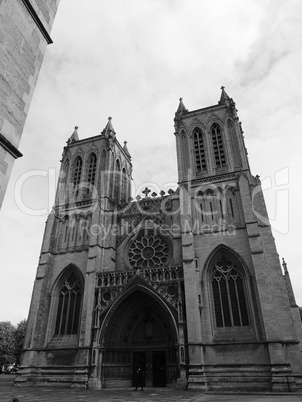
[128,233,169,269]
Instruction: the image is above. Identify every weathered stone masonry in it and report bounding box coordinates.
[0,0,60,209]
[16,89,302,391]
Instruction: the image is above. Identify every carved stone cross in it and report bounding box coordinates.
[142,187,151,198]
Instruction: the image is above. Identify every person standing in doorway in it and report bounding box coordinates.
[134,367,144,391]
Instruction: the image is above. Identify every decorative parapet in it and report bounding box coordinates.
[96,266,184,311]
[190,172,237,186]
[115,194,174,244]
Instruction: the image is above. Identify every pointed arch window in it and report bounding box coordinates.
[55,272,82,335]
[121,167,127,202]
[87,153,97,186]
[180,130,189,174]
[57,159,70,204]
[211,123,226,168]
[62,159,69,185]
[227,120,242,168]
[211,255,249,327]
[226,187,240,223]
[205,190,215,221]
[100,149,107,171]
[193,127,207,172]
[63,215,70,244]
[114,159,121,203]
[73,156,83,188]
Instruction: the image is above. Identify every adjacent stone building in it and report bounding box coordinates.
[0,0,60,209]
[16,88,302,391]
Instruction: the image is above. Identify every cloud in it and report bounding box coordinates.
[237,0,302,84]
[1,0,302,324]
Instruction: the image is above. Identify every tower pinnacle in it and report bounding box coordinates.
[218,86,238,118]
[282,258,288,274]
[174,97,189,130]
[67,126,79,145]
[219,86,231,104]
[102,116,116,150]
[123,141,131,160]
[176,97,188,115]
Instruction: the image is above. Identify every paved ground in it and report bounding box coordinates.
[1,375,302,402]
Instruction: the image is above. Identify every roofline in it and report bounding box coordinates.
[181,103,226,117]
[65,134,132,164]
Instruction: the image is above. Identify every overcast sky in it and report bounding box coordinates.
[1,0,302,325]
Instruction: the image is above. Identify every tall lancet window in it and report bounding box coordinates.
[62,159,69,185]
[114,159,121,203]
[73,156,83,188]
[180,131,189,175]
[58,159,70,204]
[87,153,97,195]
[100,149,107,171]
[193,127,207,172]
[211,123,226,168]
[55,272,82,335]
[121,167,127,202]
[211,255,249,328]
[227,120,242,168]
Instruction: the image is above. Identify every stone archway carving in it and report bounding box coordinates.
[95,281,180,387]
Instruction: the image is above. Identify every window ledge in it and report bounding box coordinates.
[212,326,256,343]
[46,334,79,348]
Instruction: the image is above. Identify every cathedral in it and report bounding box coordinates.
[15,88,302,391]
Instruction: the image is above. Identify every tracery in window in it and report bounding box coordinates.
[211,123,226,168]
[128,232,170,269]
[193,127,207,172]
[55,272,82,336]
[211,255,249,328]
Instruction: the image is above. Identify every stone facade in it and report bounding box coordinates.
[16,89,302,391]
[0,0,60,209]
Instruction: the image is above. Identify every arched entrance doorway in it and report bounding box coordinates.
[98,286,179,388]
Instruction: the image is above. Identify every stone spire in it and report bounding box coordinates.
[176,97,188,115]
[123,141,131,160]
[218,86,238,118]
[102,116,116,137]
[282,258,297,307]
[219,86,231,104]
[67,126,79,145]
[102,117,116,150]
[174,97,188,130]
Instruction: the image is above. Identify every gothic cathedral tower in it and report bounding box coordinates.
[16,89,302,391]
[174,87,302,391]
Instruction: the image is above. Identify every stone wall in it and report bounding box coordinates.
[0,0,60,208]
